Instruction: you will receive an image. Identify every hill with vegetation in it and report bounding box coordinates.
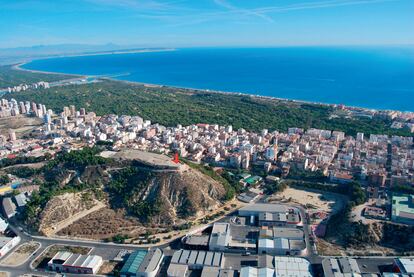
[21,148,232,238]
[5,77,412,137]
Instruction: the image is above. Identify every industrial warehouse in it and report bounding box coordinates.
[238,204,302,227]
[167,250,313,277]
[47,251,103,275]
[120,249,164,277]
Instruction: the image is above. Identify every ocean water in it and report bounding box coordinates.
[22,47,414,111]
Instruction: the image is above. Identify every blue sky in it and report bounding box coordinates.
[0,0,413,48]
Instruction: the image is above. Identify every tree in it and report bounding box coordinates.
[0,175,10,185]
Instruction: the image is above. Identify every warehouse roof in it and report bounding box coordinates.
[322,258,361,277]
[138,248,163,273]
[239,204,288,214]
[272,227,304,239]
[2,197,16,218]
[167,263,188,277]
[0,236,12,248]
[396,258,414,274]
[49,251,102,269]
[83,255,103,269]
[392,195,414,218]
[169,250,223,267]
[259,212,287,222]
[274,256,312,277]
[209,223,231,249]
[120,250,148,275]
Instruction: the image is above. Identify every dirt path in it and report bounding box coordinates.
[44,201,106,237]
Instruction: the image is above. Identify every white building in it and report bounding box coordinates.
[48,251,103,274]
[0,236,21,257]
[209,223,231,251]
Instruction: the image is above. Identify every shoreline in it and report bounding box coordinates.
[13,57,413,114]
[13,63,84,77]
[99,77,406,114]
[12,47,176,75]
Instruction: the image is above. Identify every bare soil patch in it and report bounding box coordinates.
[57,207,148,240]
[269,187,346,214]
[0,115,42,138]
[0,241,40,266]
[98,261,120,275]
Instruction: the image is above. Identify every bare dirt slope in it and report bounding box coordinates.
[144,165,227,225]
[39,192,105,236]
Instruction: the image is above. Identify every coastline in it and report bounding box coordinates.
[13,63,84,77]
[12,47,176,76]
[99,77,392,113]
[12,57,411,114]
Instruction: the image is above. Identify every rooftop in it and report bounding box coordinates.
[185,235,210,246]
[392,195,414,218]
[322,258,361,277]
[396,258,414,274]
[138,248,163,273]
[0,236,12,248]
[239,204,289,214]
[120,250,148,275]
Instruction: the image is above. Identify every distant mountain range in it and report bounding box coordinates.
[0,43,164,65]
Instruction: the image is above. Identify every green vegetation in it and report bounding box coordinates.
[327,205,414,252]
[222,171,244,194]
[109,234,129,244]
[321,182,414,252]
[107,166,159,222]
[0,155,49,169]
[263,181,287,194]
[287,167,327,182]
[5,166,40,178]
[45,146,108,170]
[5,79,412,137]
[184,161,239,200]
[0,65,73,88]
[381,222,414,251]
[24,147,109,226]
[391,184,414,195]
[0,175,10,185]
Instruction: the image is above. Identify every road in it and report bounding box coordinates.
[0,219,176,277]
[0,194,407,277]
[257,194,320,262]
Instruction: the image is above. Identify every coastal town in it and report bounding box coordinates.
[0,94,413,277]
[1,0,413,275]
[1,96,413,192]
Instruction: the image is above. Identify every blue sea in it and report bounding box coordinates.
[22,47,414,111]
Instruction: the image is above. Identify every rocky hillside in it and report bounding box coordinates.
[106,163,227,226]
[325,206,414,254]
[24,147,232,235]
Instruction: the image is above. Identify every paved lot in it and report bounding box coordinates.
[356,258,395,273]
[224,253,259,270]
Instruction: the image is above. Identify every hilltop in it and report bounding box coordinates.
[22,147,231,239]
